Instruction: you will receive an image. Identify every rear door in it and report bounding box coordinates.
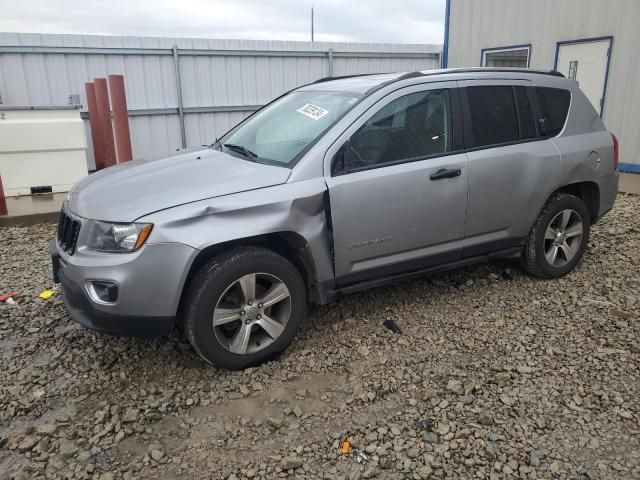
[460,80,562,256]
[324,82,469,283]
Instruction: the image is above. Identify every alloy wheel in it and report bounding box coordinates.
[544,209,584,267]
[212,273,291,355]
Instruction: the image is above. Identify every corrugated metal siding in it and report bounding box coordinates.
[447,0,640,168]
[0,33,441,169]
[333,56,439,76]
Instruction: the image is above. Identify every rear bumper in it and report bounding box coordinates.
[596,171,619,221]
[50,239,195,337]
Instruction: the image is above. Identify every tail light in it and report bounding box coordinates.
[610,132,619,170]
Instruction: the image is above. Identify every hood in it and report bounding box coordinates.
[67,148,291,222]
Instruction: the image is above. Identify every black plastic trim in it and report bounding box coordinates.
[512,86,523,139]
[336,248,461,289]
[449,86,465,152]
[317,246,523,302]
[524,86,543,137]
[462,237,525,259]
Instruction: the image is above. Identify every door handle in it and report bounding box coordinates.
[430,168,461,180]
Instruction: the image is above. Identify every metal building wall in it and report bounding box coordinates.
[446,0,640,170]
[0,33,441,169]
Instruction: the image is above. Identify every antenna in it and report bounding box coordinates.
[311,7,314,42]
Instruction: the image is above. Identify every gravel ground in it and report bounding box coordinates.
[1,194,639,480]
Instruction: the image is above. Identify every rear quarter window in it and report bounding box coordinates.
[536,87,571,137]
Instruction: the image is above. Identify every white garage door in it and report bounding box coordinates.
[557,38,611,115]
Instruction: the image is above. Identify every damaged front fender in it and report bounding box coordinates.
[139,178,334,295]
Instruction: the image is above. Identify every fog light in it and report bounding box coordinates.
[86,281,118,304]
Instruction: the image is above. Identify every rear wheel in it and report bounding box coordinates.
[184,247,306,370]
[522,192,590,278]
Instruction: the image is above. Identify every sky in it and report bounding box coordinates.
[0,0,446,44]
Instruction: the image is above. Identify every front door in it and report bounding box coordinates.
[556,38,611,115]
[324,82,469,283]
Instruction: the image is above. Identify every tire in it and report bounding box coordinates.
[184,247,306,370]
[522,192,591,279]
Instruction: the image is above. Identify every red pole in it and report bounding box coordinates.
[107,75,133,163]
[94,78,117,168]
[84,82,107,171]
[0,175,7,216]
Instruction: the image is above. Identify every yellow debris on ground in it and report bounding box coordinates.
[38,290,54,299]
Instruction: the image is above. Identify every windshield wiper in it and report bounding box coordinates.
[223,143,258,160]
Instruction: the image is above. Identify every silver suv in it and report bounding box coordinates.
[51,68,619,369]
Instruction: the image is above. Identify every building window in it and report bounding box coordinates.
[482,46,531,68]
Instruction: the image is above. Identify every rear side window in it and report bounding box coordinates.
[514,87,538,140]
[466,86,519,148]
[536,87,571,137]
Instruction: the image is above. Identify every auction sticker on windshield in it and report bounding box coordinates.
[296,103,329,120]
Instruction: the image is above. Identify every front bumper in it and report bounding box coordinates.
[50,239,197,337]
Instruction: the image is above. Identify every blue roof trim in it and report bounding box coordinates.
[442,0,451,68]
[480,44,532,67]
[553,36,614,118]
[619,163,640,174]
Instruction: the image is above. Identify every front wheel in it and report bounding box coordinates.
[522,192,591,279]
[184,247,306,370]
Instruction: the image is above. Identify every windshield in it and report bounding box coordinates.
[218,90,362,166]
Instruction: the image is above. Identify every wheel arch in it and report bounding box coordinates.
[177,232,320,322]
[554,181,600,222]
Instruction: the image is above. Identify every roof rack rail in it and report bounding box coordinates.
[442,67,565,77]
[312,72,386,84]
[364,67,565,95]
[395,71,424,81]
[315,68,563,88]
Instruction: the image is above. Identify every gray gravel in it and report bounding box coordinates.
[1,194,639,480]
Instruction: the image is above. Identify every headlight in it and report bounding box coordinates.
[85,221,153,253]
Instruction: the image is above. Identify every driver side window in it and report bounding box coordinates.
[335,89,452,174]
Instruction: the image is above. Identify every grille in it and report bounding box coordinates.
[57,208,81,255]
